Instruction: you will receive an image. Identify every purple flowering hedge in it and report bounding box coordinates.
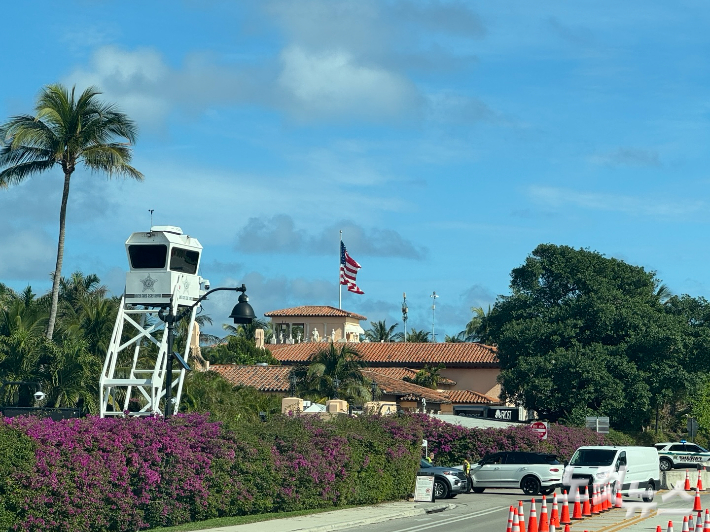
[0,412,622,531]
[413,414,614,465]
[0,413,423,532]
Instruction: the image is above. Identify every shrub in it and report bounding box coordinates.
[0,412,422,532]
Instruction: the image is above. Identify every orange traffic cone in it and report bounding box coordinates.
[601,484,608,511]
[683,516,690,532]
[694,488,702,512]
[656,526,662,532]
[698,470,704,491]
[686,470,692,491]
[518,500,526,532]
[581,486,591,517]
[591,485,600,515]
[695,512,703,532]
[667,520,674,532]
[560,490,571,525]
[528,499,538,532]
[615,483,623,508]
[551,492,560,527]
[703,509,710,532]
[512,510,520,532]
[572,488,582,520]
[563,526,570,532]
[539,495,549,532]
[506,505,514,532]
[548,524,555,532]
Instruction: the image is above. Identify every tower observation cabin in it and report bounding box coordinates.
[99,226,210,417]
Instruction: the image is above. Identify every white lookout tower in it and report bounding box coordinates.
[99,226,207,417]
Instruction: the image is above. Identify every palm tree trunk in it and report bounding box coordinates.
[46,171,72,340]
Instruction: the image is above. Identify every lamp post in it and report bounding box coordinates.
[370,380,378,402]
[333,376,340,400]
[401,292,408,343]
[430,291,439,342]
[158,284,255,418]
[289,373,297,397]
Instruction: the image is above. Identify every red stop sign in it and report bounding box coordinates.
[531,421,548,439]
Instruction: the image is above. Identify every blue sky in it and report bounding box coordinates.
[2,1,710,340]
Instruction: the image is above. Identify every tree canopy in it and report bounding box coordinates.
[479,244,709,430]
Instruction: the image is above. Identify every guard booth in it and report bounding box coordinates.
[99,226,208,417]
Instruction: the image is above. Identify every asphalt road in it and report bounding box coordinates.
[348,488,710,532]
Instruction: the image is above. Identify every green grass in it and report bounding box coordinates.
[149,505,363,532]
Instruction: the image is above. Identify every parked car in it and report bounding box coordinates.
[468,451,563,495]
[562,446,659,502]
[655,442,710,471]
[418,459,468,499]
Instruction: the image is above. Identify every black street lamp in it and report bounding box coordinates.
[289,373,297,397]
[158,284,255,418]
[370,380,378,402]
[333,376,340,399]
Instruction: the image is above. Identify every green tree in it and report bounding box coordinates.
[482,244,696,429]
[444,331,466,343]
[203,336,279,365]
[293,343,369,403]
[403,364,445,389]
[406,328,430,343]
[364,320,401,342]
[0,84,142,340]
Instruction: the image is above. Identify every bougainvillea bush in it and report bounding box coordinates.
[412,414,611,465]
[0,413,422,532]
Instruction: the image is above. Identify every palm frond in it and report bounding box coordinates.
[0,159,56,187]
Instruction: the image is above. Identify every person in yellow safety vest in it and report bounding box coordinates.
[463,456,472,493]
[426,452,434,464]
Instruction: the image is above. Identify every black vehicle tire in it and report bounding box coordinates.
[472,487,485,493]
[541,487,555,496]
[659,458,673,472]
[642,481,655,503]
[434,479,450,500]
[521,476,541,496]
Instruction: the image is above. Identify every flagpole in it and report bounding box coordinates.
[339,230,342,309]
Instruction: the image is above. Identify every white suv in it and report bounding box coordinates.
[469,451,563,495]
[655,442,710,471]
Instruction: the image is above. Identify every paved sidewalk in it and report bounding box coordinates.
[201,501,454,532]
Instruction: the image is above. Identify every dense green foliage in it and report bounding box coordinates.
[292,343,370,404]
[479,244,710,431]
[203,336,279,365]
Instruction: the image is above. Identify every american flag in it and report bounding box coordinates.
[340,241,364,294]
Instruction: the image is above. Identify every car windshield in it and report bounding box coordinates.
[420,459,432,468]
[569,449,617,466]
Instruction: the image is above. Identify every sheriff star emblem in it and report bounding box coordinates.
[140,274,157,292]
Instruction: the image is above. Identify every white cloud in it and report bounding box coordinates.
[528,186,703,217]
[277,45,421,121]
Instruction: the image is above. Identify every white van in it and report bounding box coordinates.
[562,446,660,502]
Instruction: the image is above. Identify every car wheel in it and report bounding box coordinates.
[541,487,555,496]
[642,481,655,503]
[659,458,672,472]
[434,479,449,499]
[472,487,485,493]
[521,476,541,496]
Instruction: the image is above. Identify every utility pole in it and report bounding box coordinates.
[430,291,439,342]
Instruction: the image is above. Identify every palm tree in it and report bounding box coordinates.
[0,84,142,340]
[445,331,467,343]
[294,343,369,403]
[406,328,430,343]
[364,320,401,342]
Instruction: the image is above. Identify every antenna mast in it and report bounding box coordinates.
[430,291,439,342]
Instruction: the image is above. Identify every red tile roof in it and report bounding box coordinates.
[267,342,498,367]
[371,366,456,386]
[443,389,500,405]
[264,306,367,321]
[362,369,452,404]
[210,364,292,392]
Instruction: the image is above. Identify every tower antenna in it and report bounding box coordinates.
[430,291,439,342]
